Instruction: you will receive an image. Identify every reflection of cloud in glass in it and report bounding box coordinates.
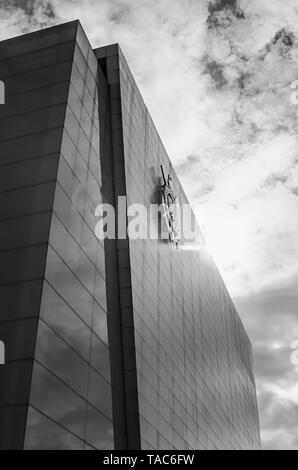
[25,406,84,450]
[40,281,91,360]
[29,362,86,439]
[28,361,114,449]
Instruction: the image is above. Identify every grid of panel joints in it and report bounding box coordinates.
[23,24,114,450]
[0,21,80,450]
[118,51,260,450]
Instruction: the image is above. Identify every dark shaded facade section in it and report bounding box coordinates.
[0,20,261,450]
[96,49,128,450]
[0,21,77,449]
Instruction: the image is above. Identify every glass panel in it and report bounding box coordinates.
[0,182,56,220]
[0,128,63,166]
[40,281,91,361]
[35,319,89,398]
[0,244,47,284]
[0,405,27,450]
[29,361,86,439]
[0,280,43,322]
[0,318,38,361]
[45,246,93,327]
[85,404,114,450]
[0,360,33,406]
[0,153,59,192]
[0,212,51,251]
[3,62,72,99]
[90,333,110,381]
[24,406,84,450]
[87,368,112,419]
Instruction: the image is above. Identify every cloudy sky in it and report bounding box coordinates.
[1,0,298,449]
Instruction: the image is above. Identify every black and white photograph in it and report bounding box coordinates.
[0,0,297,454]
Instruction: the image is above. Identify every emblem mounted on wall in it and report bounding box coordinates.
[161,165,180,248]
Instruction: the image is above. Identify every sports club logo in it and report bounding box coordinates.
[161,165,180,248]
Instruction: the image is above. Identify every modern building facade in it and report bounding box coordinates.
[0,20,261,450]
